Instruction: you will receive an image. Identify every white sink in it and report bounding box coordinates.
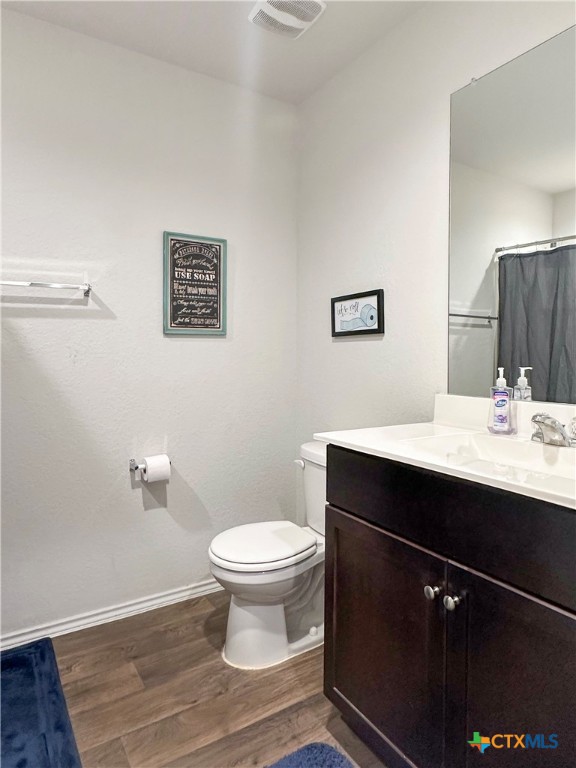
[403,432,574,475]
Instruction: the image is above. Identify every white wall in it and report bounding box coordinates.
[553,188,576,236]
[1,10,298,636]
[296,1,575,440]
[449,161,553,397]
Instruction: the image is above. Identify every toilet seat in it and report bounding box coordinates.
[209,521,317,573]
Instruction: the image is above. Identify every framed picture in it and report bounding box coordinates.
[163,231,227,335]
[331,289,384,337]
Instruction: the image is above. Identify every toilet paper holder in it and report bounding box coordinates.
[129,458,172,473]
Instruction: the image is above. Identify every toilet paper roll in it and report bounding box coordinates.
[141,454,171,483]
[340,303,377,331]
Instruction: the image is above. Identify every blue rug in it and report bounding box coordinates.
[268,742,353,768]
[1,638,81,768]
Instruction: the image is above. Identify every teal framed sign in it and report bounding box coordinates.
[163,231,227,335]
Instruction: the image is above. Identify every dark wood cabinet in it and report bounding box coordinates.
[324,446,576,768]
[325,506,446,768]
[445,564,576,768]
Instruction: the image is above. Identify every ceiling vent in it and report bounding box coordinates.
[248,1,327,39]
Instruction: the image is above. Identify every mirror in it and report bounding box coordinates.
[448,26,576,403]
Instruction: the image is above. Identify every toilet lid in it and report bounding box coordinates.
[209,521,317,573]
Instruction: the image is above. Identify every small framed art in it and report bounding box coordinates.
[331,289,384,337]
[163,231,227,335]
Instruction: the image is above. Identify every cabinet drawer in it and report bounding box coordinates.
[327,445,576,611]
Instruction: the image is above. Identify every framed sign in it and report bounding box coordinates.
[331,289,384,337]
[163,231,227,335]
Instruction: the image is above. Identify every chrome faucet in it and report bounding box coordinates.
[530,413,576,447]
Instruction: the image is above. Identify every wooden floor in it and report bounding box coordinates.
[53,591,387,768]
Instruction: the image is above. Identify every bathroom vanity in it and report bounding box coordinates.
[316,396,576,768]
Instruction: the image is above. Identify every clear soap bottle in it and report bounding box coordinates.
[488,368,515,434]
[513,367,533,401]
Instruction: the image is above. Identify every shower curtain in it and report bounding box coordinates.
[498,244,576,404]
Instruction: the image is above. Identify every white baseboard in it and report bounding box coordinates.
[0,579,224,650]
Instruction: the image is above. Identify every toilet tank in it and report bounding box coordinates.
[300,441,327,536]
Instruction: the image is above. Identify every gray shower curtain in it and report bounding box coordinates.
[498,244,576,403]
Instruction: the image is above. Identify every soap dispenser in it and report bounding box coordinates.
[514,367,533,401]
[488,368,515,434]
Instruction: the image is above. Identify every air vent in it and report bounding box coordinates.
[251,9,302,38]
[248,0,327,39]
[267,1,324,23]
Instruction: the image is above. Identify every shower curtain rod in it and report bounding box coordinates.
[495,233,576,254]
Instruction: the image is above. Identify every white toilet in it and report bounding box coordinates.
[208,440,327,669]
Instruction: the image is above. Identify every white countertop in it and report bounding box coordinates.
[314,396,576,510]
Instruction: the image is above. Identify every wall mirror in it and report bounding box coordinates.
[448,26,576,404]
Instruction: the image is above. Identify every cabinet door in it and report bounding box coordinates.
[446,563,576,767]
[325,505,446,768]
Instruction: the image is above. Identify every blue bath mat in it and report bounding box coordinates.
[1,638,81,768]
[268,742,353,768]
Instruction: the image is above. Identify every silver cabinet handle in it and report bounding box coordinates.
[424,585,441,601]
[443,595,462,611]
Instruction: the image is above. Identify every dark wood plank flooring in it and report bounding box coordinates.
[53,591,387,768]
